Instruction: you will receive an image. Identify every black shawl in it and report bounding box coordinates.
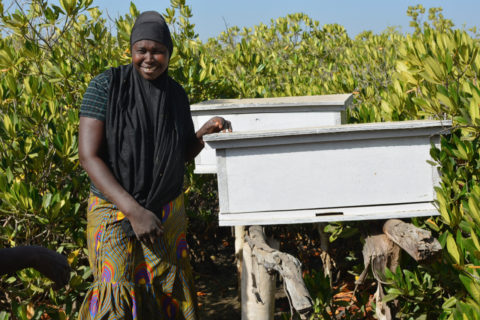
[105,63,194,236]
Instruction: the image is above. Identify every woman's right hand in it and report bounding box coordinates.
[128,207,164,245]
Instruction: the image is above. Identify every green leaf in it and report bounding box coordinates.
[5,167,13,183]
[445,52,453,74]
[0,49,13,68]
[6,276,16,284]
[468,98,479,124]
[0,311,10,320]
[436,189,451,225]
[3,114,13,135]
[382,292,399,303]
[437,90,453,110]
[59,0,75,15]
[468,196,480,224]
[442,296,457,309]
[129,2,138,17]
[460,274,480,304]
[423,56,445,84]
[447,233,461,264]
[471,230,480,252]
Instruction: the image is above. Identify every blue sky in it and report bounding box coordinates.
[4,1,478,40]
[88,0,480,41]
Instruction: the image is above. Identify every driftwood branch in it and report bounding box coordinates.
[375,283,392,320]
[355,234,400,320]
[245,226,313,319]
[360,234,401,284]
[355,219,442,320]
[383,219,442,262]
[316,223,336,286]
[241,236,276,320]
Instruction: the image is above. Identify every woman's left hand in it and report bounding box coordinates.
[197,116,232,138]
[186,117,232,162]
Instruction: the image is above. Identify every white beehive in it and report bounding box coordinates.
[191,94,352,174]
[204,120,452,226]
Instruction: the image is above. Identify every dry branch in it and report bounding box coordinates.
[355,219,442,320]
[355,234,401,289]
[316,223,336,286]
[383,219,442,262]
[355,234,400,320]
[245,226,313,319]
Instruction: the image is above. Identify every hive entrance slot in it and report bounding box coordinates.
[315,212,344,217]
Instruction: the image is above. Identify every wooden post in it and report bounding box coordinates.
[241,235,276,320]
[355,219,442,319]
[316,222,335,286]
[235,226,245,296]
[241,226,313,320]
[354,234,400,320]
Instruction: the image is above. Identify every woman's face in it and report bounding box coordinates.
[132,40,170,80]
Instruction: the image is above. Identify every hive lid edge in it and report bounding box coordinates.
[203,119,452,143]
[191,93,353,111]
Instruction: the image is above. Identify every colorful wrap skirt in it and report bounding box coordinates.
[78,193,197,320]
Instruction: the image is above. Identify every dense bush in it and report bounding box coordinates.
[0,0,479,319]
[379,8,480,318]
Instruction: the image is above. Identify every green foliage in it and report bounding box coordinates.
[383,266,446,319]
[0,0,111,316]
[302,269,372,319]
[378,6,480,320]
[202,13,401,124]
[304,269,335,318]
[323,222,359,243]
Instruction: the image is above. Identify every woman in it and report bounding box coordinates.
[78,11,230,319]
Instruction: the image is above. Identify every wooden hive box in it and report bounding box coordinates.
[204,120,452,226]
[191,94,352,174]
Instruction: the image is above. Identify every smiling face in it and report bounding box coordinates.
[131,40,170,80]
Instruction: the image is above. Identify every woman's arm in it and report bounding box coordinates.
[78,117,163,244]
[185,116,232,162]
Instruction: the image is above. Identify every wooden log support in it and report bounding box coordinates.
[357,234,401,285]
[235,225,246,295]
[375,282,392,320]
[245,226,313,319]
[355,234,400,320]
[316,223,336,287]
[355,219,442,320]
[241,237,276,320]
[383,219,442,262]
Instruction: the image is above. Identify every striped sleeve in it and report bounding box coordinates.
[79,71,111,121]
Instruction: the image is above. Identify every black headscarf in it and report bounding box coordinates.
[130,11,173,57]
[105,12,193,237]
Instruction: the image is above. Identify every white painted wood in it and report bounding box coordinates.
[219,203,439,226]
[241,236,276,320]
[204,120,452,226]
[204,120,451,147]
[235,226,245,293]
[192,94,352,174]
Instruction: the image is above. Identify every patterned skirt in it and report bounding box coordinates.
[78,193,197,320]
